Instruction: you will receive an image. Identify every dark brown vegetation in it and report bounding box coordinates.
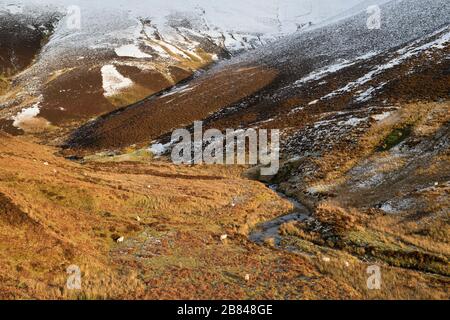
[65,65,278,153]
[0,12,59,75]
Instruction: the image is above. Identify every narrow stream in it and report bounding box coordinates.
[249,185,310,247]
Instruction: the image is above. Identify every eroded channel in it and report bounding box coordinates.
[249,185,310,247]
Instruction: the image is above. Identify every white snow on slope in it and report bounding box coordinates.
[3,0,376,53]
[372,111,392,121]
[101,65,133,97]
[322,28,450,100]
[115,44,152,59]
[160,84,195,98]
[1,0,388,102]
[12,103,41,127]
[355,82,388,102]
[294,52,378,86]
[338,117,367,126]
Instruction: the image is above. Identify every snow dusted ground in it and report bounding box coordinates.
[1,0,448,136]
[0,0,391,76]
[218,0,450,117]
[114,44,153,59]
[1,0,375,39]
[1,0,391,131]
[320,27,450,101]
[141,0,448,159]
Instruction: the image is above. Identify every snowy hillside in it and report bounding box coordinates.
[64,0,449,152]
[1,0,382,63]
[1,0,384,134]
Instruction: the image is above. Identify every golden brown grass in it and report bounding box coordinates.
[311,101,449,186]
[0,75,9,96]
[1,100,448,299]
[106,84,156,107]
[273,101,450,296]
[1,132,344,299]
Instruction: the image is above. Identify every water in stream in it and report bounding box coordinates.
[249,185,310,247]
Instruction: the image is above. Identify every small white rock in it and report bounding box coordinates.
[117,236,124,243]
[244,274,250,281]
[136,216,141,222]
[220,234,228,241]
[344,261,350,267]
[322,256,331,263]
[434,182,439,186]
[43,162,49,166]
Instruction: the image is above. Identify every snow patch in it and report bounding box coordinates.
[160,84,195,98]
[355,86,377,102]
[288,106,304,115]
[380,202,396,214]
[294,52,378,86]
[146,42,171,59]
[101,65,133,97]
[380,198,414,214]
[323,29,450,100]
[115,44,152,58]
[372,111,392,121]
[12,103,41,128]
[153,40,191,60]
[338,117,367,126]
[148,140,177,156]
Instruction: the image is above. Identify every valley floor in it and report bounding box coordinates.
[0,132,447,299]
